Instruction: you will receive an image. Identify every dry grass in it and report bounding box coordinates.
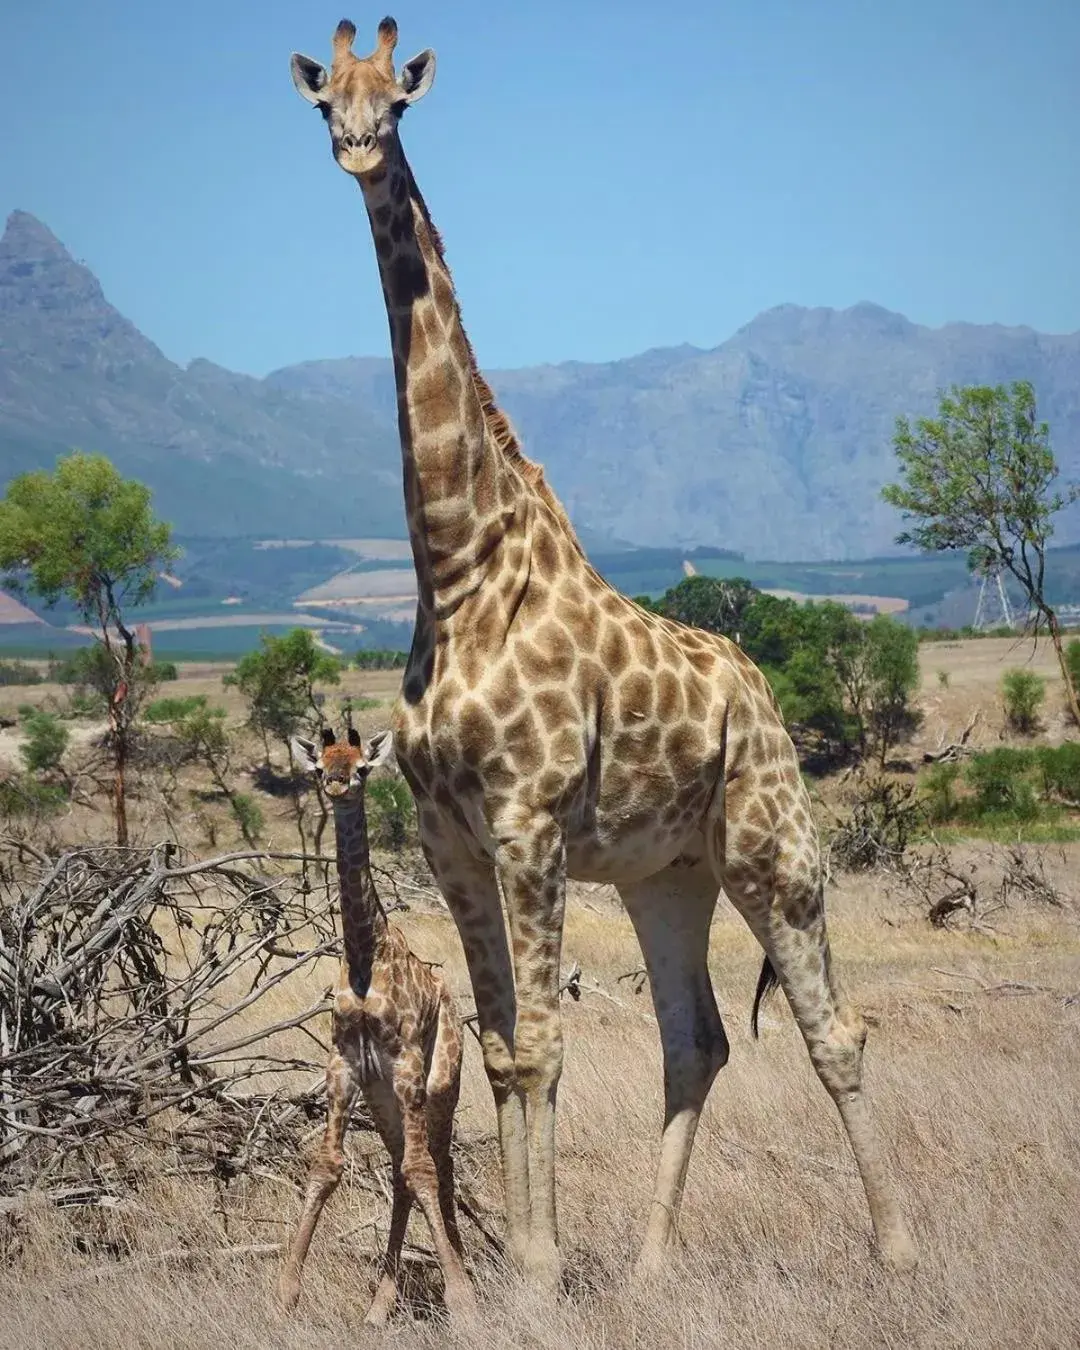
[2,851,1079,1349]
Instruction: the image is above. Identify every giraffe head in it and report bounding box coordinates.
[290,16,435,179]
[292,726,395,801]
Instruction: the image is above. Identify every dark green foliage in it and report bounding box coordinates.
[366,776,416,852]
[151,660,179,682]
[1036,743,1080,804]
[353,649,409,671]
[144,694,208,725]
[964,749,1039,822]
[18,709,68,775]
[650,575,758,641]
[227,628,341,752]
[923,762,961,824]
[0,777,67,818]
[0,660,42,686]
[1001,670,1046,734]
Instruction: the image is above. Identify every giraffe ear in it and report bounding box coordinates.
[398,49,435,103]
[291,52,330,105]
[291,736,319,771]
[364,729,395,770]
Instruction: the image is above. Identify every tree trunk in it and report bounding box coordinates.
[112,717,129,846]
[1047,608,1080,727]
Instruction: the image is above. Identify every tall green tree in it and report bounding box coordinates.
[882,382,1079,724]
[0,453,176,842]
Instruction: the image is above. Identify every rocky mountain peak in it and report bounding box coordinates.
[0,210,170,371]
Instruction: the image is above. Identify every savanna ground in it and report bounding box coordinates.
[1,636,1079,1348]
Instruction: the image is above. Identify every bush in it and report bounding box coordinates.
[0,660,43,686]
[353,649,409,671]
[144,694,208,724]
[366,776,415,851]
[1001,669,1045,734]
[19,710,69,775]
[964,748,1039,821]
[148,659,179,682]
[922,762,961,824]
[230,792,264,843]
[0,776,67,817]
[1066,640,1080,722]
[1036,743,1080,804]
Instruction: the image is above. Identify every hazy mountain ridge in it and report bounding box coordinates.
[3,210,1078,560]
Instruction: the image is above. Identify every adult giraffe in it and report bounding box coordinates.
[289,15,917,1291]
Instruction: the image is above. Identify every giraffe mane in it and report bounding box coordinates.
[406,170,588,560]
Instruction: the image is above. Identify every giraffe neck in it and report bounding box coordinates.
[331,796,387,993]
[357,159,516,621]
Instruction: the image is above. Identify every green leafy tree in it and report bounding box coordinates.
[882,382,1079,724]
[19,710,69,777]
[654,575,759,643]
[0,454,176,843]
[864,615,921,766]
[227,628,341,852]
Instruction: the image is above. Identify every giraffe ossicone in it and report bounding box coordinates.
[288,14,918,1294]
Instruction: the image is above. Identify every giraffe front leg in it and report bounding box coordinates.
[277,1049,358,1312]
[497,821,566,1295]
[418,811,531,1271]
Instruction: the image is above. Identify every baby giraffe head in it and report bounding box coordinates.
[290,15,435,179]
[292,726,395,802]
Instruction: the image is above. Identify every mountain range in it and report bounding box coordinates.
[2,208,1078,561]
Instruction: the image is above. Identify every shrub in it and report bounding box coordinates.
[230,792,264,843]
[150,660,179,682]
[18,710,69,775]
[937,670,949,689]
[1001,669,1045,734]
[828,779,923,871]
[145,694,208,724]
[964,748,1039,821]
[0,776,67,817]
[353,649,409,671]
[1066,640,1080,722]
[922,762,961,823]
[1036,743,1080,805]
[0,660,43,686]
[366,776,415,851]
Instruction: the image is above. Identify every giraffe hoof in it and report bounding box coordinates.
[275,1272,301,1315]
[880,1229,920,1275]
[524,1239,563,1297]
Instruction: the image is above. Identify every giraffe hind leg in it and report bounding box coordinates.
[617,860,727,1275]
[712,765,919,1272]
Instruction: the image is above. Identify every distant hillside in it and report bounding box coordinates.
[3,209,1079,560]
[274,310,1080,560]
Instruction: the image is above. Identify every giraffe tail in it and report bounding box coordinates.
[750,955,779,1039]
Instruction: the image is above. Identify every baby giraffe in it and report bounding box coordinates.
[277,726,475,1324]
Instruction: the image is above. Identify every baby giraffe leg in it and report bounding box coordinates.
[396,1047,476,1318]
[427,993,467,1260]
[277,1049,358,1312]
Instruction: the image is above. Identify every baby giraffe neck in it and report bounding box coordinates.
[332,796,387,994]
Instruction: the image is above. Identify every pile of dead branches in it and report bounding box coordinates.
[0,843,351,1200]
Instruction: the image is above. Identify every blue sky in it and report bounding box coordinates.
[2,0,1077,376]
